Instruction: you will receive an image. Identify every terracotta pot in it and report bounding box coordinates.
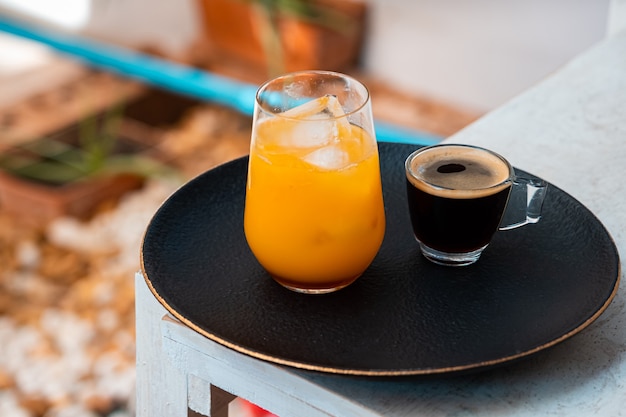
[0,130,149,224]
[0,170,144,224]
[197,0,368,77]
[0,87,201,225]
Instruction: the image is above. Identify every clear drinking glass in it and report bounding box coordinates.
[244,71,386,294]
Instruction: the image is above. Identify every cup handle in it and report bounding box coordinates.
[499,175,548,231]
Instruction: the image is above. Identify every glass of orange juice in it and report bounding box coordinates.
[244,71,386,294]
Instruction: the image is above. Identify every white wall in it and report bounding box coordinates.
[0,0,202,57]
[363,0,610,111]
[608,0,626,35]
[83,0,201,56]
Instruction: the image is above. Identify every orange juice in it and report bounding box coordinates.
[244,117,386,293]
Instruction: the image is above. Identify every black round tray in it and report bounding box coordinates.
[141,142,620,376]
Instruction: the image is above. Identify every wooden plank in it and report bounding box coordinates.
[135,272,189,416]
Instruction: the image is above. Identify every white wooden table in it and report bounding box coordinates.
[135,29,626,417]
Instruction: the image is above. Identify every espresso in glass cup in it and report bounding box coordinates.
[405,144,547,266]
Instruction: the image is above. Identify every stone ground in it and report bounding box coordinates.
[0,69,478,417]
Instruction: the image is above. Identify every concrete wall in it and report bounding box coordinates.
[362,0,609,111]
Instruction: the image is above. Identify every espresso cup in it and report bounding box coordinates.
[405,144,547,266]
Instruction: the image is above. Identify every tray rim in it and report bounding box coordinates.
[141,272,620,376]
[140,144,621,376]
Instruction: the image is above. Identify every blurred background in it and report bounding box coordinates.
[0,1,612,416]
[0,0,609,110]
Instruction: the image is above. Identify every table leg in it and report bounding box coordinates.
[135,272,190,416]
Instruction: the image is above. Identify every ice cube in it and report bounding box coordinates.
[277,95,352,149]
[302,145,350,170]
[281,95,332,119]
[287,116,335,149]
[282,95,351,133]
[323,95,351,132]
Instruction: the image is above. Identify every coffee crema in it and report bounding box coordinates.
[406,145,512,199]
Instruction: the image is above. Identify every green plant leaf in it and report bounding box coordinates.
[10,160,89,185]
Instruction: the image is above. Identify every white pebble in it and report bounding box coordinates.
[44,403,98,417]
[15,240,41,270]
[0,391,31,417]
[97,309,119,332]
[40,309,95,355]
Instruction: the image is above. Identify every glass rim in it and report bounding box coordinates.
[255,70,371,121]
[405,143,515,192]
